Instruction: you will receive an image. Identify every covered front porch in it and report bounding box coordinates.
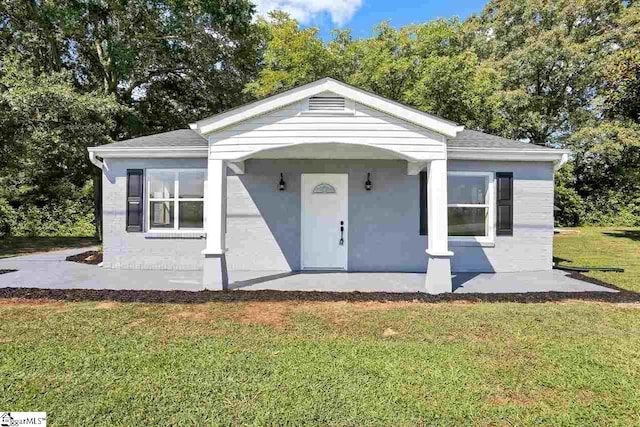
[226,270,616,294]
[201,143,455,294]
[0,248,616,294]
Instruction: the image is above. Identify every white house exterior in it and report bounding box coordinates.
[88,78,569,293]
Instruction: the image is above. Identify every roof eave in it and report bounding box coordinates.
[87,146,208,159]
[448,147,571,169]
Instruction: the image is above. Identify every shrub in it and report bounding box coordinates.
[11,200,95,237]
[0,198,17,237]
[554,185,585,227]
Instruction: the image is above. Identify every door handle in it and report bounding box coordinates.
[339,221,344,245]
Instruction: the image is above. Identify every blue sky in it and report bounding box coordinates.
[254,0,489,41]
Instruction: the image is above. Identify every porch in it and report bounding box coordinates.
[0,248,616,294]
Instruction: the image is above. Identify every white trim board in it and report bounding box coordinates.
[191,78,465,138]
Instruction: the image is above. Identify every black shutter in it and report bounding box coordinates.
[126,169,144,232]
[419,171,428,235]
[496,172,513,236]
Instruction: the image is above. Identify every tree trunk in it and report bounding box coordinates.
[93,168,103,241]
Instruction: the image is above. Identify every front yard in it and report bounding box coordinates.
[0,227,639,425]
[554,227,640,292]
[1,298,639,425]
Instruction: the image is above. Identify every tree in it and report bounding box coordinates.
[244,11,334,98]
[246,15,503,131]
[473,0,624,145]
[1,0,262,136]
[0,0,263,238]
[0,56,128,236]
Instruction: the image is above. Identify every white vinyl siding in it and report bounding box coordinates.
[207,92,446,161]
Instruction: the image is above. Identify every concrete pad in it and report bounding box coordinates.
[0,248,202,292]
[0,248,618,294]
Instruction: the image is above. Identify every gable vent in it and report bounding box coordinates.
[309,96,345,111]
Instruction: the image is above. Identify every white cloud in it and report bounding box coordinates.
[253,0,363,27]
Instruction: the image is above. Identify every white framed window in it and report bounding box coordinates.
[147,169,206,231]
[447,171,495,241]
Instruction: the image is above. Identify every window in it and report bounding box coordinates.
[447,172,493,239]
[312,183,336,194]
[147,169,206,231]
[419,171,495,240]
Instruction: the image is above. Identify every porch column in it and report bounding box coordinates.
[202,158,228,290]
[425,159,453,293]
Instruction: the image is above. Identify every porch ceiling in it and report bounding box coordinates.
[238,142,418,161]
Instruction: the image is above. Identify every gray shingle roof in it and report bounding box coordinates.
[449,129,549,150]
[97,127,550,152]
[99,129,207,148]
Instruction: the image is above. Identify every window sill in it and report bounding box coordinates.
[145,231,206,239]
[449,239,495,248]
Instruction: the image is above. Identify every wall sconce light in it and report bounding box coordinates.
[279,173,286,191]
[365,173,372,191]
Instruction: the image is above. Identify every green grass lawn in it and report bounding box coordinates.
[554,227,640,292]
[0,227,639,425]
[0,236,99,259]
[1,299,639,425]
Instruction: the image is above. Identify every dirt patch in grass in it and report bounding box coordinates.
[66,251,102,265]
[94,301,120,309]
[0,298,63,308]
[237,302,289,327]
[126,319,147,327]
[168,310,211,321]
[161,301,422,328]
[382,328,399,337]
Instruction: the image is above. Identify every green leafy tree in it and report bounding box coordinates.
[244,11,334,97]
[0,0,262,237]
[473,0,624,145]
[1,0,262,136]
[0,57,128,236]
[246,15,503,131]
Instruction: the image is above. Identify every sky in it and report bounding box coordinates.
[253,0,489,40]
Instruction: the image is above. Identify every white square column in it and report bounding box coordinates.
[202,158,228,290]
[425,159,454,293]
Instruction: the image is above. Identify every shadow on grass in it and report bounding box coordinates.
[603,229,640,242]
[0,274,637,304]
[0,236,100,258]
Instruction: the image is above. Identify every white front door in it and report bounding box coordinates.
[301,174,348,270]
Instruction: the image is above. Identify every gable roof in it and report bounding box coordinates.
[190,77,465,138]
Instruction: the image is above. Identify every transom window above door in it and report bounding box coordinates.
[312,183,337,194]
[147,169,206,231]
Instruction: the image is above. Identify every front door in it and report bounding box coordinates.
[301,174,348,270]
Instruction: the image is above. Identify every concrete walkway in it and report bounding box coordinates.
[0,247,617,293]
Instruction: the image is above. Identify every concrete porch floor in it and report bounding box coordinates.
[0,248,617,294]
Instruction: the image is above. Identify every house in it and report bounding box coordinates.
[87,78,569,294]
